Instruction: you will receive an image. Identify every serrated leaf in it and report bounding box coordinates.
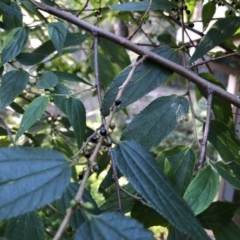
[121,95,189,150]
[190,16,240,64]
[0,146,71,220]
[215,161,240,190]
[208,120,240,163]
[0,2,22,16]
[202,2,216,29]
[1,27,29,66]
[3,2,22,31]
[5,212,45,240]
[65,97,86,148]
[110,0,177,11]
[36,71,58,89]
[113,140,210,239]
[213,221,240,240]
[156,145,196,195]
[52,71,91,86]
[47,22,67,55]
[15,96,49,141]
[102,46,177,116]
[197,201,240,230]
[0,70,29,110]
[56,183,99,229]
[183,165,220,215]
[54,83,71,114]
[74,212,154,240]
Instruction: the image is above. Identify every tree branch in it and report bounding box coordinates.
[31,0,240,108]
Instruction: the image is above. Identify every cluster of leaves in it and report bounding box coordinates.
[0,0,240,239]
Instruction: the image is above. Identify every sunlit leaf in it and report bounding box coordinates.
[36,71,58,89]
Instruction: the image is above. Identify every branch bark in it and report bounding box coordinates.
[31,0,240,108]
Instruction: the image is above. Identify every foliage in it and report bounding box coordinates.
[0,0,240,239]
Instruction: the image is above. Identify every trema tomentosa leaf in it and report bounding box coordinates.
[0,146,71,220]
[5,212,45,240]
[74,212,155,240]
[101,46,178,116]
[183,165,220,215]
[0,27,29,66]
[36,71,58,89]
[113,140,210,240]
[65,97,86,148]
[0,2,23,16]
[15,96,49,141]
[0,70,29,110]
[189,16,240,64]
[121,95,189,150]
[47,22,67,55]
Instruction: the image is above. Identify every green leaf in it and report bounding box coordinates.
[208,120,240,163]
[2,2,22,31]
[47,22,67,55]
[113,140,210,239]
[213,222,240,240]
[15,96,49,141]
[10,102,25,114]
[197,201,240,230]
[183,165,220,215]
[202,2,216,29]
[54,83,71,114]
[0,126,8,136]
[74,212,154,240]
[121,95,189,150]
[198,73,234,132]
[51,137,74,158]
[156,145,196,195]
[215,161,240,190]
[100,38,131,68]
[189,16,240,64]
[5,212,45,240]
[0,146,71,220]
[89,52,118,89]
[110,0,177,11]
[1,27,29,66]
[0,2,22,16]
[0,70,29,110]
[56,183,100,229]
[36,71,58,89]
[100,184,135,214]
[52,71,91,86]
[102,46,177,116]
[65,97,86,148]
[167,225,187,240]
[96,151,110,176]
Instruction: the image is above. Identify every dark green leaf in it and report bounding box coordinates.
[202,2,216,29]
[110,0,177,11]
[16,52,47,66]
[121,95,189,150]
[198,73,234,132]
[102,46,177,116]
[190,17,240,64]
[0,146,71,220]
[74,212,154,240]
[213,221,240,240]
[156,145,196,195]
[54,83,71,114]
[0,70,29,110]
[0,2,22,16]
[113,140,210,239]
[2,2,22,31]
[1,27,29,66]
[15,96,49,141]
[10,102,25,114]
[197,201,240,230]
[65,97,86,148]
[215,161,240,190]
[100,38,131,68]
[56,183,99,229]
[183,165,220,215]
[96,151,110,176]
[36,72,58,89]
[5,212,45,240]
[167,225,187,240]
[0,126,8,136]
[47,22,67,55]
[51,137,74,158]
[52,71,91,86]
[208,120,240,163]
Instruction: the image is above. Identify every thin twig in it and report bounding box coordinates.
[198,88,213,169]
[77,0,89,16]
[0,116,14,144]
